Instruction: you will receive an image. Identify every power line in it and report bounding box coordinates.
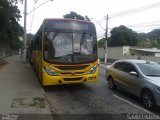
[95,20,160,35]
[94,2,160,30]
[93,2,160,39]
[128,24,160,28]
[125,21,160,28]
[110,2,160,18]
[91,18,106,31]
[29,0,38,32]
[97,23,160,37]
[34,0,39,3]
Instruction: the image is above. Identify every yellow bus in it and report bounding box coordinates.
[29,18,98,86]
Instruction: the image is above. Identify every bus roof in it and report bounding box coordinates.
[43,18,96,33]
[43,18,93,24]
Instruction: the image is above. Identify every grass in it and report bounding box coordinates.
[32,97,46,108]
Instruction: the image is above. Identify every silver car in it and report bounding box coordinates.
[106,59,160,110]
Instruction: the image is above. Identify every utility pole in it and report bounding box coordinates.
[104,14,108,64]
[22,0,54,63]
[23,0,27,63]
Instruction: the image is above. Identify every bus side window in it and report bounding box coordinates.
[32,38,36,51]
[35,32,42,51]
[38,32,42,50]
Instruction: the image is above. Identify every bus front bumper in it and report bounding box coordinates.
[42,70,98,86]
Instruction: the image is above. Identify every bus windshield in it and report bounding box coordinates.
[44,31,97,64]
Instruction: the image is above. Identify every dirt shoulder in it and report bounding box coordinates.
[0,59,8,69]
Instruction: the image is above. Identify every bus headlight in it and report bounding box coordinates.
[87,65,97,74]
[43,66,58,76]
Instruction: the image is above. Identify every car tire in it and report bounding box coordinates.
[108,77,117,90]
[141,90,156,110]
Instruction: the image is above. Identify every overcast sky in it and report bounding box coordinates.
[18,0,160,38]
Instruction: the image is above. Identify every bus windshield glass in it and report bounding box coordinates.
[44,31,97,64]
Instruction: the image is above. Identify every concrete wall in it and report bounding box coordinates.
[98,47,160,63]
[98,48,105,58]
[108,55,160,63]
[130,49,155,56]
[0,49,18,58]
[108,47,123,58]
[155,53,160,57]
[98,46,131,58]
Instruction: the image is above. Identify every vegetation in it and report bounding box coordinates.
[63,11,91,21]
[98,38,106,48]
[63,11,160,48]
[98,25,160,48]
[108,25,139,47]
[63,11,85,20]
[0,0,23,50]
[134,29,160,48]
[148,29,160,48]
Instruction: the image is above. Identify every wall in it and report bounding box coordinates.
[98,47,160,63]
[98,47,105,58]
[0,49,18,58]
[130,49,155,56]
[108,54,160,63]
[108,47,123,58]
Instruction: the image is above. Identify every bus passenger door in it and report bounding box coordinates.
[35,32,42,81]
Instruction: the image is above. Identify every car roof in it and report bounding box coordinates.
[115,59,157,64]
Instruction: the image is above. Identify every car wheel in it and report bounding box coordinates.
[141,90,156,110]
[108,77,117,90]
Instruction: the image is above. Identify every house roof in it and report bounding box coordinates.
[130,48,160,53]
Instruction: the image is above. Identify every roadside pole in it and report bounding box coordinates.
[22,0,54,63]
[104,14,109,65]
[23,0,27,63]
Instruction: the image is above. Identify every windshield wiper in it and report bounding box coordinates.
[73,52,81,55]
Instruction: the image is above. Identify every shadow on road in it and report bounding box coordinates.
[43,83,93,93]
[111,88,160,115]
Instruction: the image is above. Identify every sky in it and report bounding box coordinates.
[18,0,160,39]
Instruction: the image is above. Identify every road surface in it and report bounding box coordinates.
[44,65,160,120]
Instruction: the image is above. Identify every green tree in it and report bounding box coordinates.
[137,29,160,48]
[63,11,85,20]
[108,25,139,46]
[148,29,160,40]
[0,0,23,50]
[98,38,106,48]
[148,29,160,48]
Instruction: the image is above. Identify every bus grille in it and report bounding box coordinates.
[63,77,82,81]
[55,65,89,70]
[61,72,84,75]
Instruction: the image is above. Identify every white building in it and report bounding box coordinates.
[130,48,160,57]
[98,46,160,63]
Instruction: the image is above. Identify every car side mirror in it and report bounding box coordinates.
[129,71,138,76]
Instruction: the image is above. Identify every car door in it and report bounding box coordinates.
[112,62,127,88]
[120,63,141,95]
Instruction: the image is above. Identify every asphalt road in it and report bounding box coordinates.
[44,65,160,120]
